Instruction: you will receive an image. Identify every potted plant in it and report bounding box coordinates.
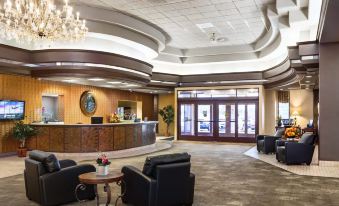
[96,154,111,176]
[159,105,174,137]
[12,121,37,157]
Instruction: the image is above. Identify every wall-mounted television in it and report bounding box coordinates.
[0,100,25,121]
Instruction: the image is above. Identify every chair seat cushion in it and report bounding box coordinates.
[29,150,61,173]
[142,153,191,177]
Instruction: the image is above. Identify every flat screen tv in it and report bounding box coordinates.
[0,100,25,121]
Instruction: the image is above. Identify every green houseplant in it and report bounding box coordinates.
[159,105,174,137]
[12,121,37,157]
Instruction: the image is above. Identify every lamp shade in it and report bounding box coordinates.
[292,111,300,117]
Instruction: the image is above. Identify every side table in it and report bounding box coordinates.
[75,172,124,206]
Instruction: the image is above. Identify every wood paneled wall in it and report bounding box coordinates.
[0,73,156,153]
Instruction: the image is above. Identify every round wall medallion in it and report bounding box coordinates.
[80,91,97,116]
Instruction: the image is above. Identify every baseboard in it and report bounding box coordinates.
[0,152,16,158]
[319,160,339,167]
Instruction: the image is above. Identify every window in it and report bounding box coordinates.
[278,103,290,119]
[178,88,259,99]
[277,91,290,120]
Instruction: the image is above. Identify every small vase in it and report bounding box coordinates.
[97,165,109,176]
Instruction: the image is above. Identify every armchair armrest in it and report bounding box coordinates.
[40,164,96,205]
[256,135,265,141]
[121,166,157,206]
[276,139,286,147]
[59,159,77,169]
[285,142,315,165]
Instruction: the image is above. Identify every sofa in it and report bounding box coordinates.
[256,128,285,154]
[121,152,195,206]
[276,133,316,165]
[24,150,96,206]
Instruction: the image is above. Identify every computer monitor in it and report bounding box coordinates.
[91,116,103,124]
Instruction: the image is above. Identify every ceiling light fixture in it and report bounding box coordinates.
[306,75,312,78]
[88,78,104,81]
[0,0,88,43]
[62,79,77,83]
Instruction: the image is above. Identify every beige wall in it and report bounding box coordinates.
[289,90,314,128]
[264,89,277,134]
[158,93,175,136]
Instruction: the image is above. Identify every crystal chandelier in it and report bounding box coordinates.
[0,0,88,43]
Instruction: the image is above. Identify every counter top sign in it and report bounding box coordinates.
[80,91,97,116]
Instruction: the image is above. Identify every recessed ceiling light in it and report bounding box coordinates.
[62,79,77,83]
[122,84,139,87]
[151,80,161,83]
[107,81,121,84]
[306,75,312,78]
[305,80,310,83]
[280,89,284,91]
[88,78,104,81]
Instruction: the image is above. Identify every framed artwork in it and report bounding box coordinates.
[80,91,97,116]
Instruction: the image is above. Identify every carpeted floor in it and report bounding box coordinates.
[1,141,339,206]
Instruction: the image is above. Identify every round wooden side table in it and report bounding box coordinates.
[75,172,124,206]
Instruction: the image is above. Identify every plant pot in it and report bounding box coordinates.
[17,147,28,157]
[97,165,109,176]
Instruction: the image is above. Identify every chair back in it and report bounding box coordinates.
[155,162,191,206]
[24,158,47,203]
[274,128,285,137]
[298,133,316,145]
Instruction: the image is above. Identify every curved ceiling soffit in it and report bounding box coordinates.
[0,45,153,85]
[150,57,293,86]
[74,5,167,52]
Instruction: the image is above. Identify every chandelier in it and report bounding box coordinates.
[0,0,88,43]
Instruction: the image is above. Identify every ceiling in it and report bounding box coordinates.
[77,0,274,49]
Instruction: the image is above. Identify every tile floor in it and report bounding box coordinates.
[244,146,339,178]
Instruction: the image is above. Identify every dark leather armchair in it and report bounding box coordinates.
[24,150,96,206]
[276,133,316,165]
[121,153,195,206]
[256,128,285,154]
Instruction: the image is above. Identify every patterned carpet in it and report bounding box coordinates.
[1,141,339,206]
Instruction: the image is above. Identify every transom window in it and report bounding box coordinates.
[178,88,259,99]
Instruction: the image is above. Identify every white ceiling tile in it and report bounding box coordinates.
[79,0,272,49]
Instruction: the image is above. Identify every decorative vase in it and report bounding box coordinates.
[97,165,109,176]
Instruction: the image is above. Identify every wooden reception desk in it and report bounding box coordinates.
[27,121,158,153]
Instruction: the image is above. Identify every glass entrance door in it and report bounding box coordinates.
[178,100,258,142]
[180,104,195,136]
[237,103,257,138]
[217,103,236,137]
[197,104,213,136]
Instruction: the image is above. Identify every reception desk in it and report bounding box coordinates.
[27,121,158,153]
